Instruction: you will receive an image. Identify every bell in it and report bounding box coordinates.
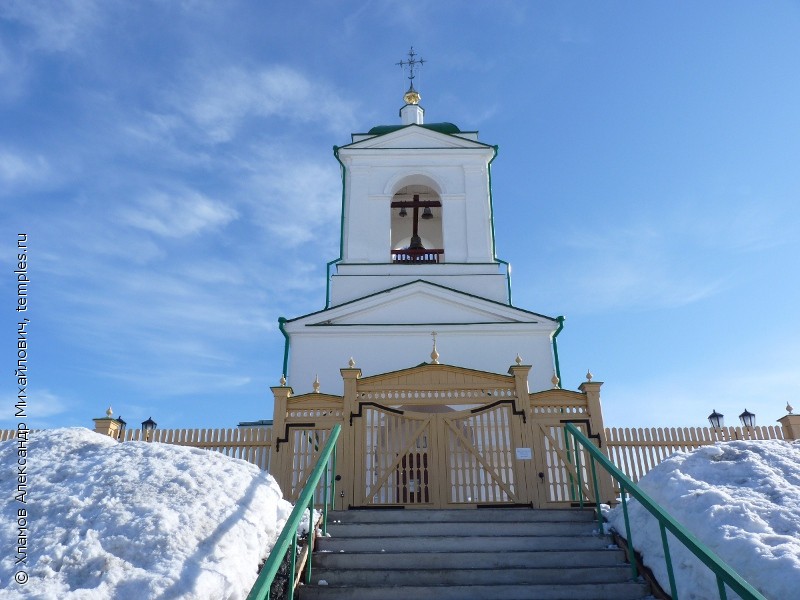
[409,234,424,249]
[421,206,433,220]
[399,206,407,217]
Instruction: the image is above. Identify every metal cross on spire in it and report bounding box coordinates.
[397,46,425,86]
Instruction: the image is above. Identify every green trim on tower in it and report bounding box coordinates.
[333,146,346,259]
[367,122,462,136]
[552,316,565,385]
[305,321,541,327]
[326,145,347,309]
[487,145,513,306]
[325,258,341,309]
[488,145,499,258]
[495,259,512,305]
[278,317,290,381]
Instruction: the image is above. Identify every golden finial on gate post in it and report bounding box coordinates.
[280,374,287,386]
[585,369,593,382]
[313,374,320,393]
[430,331,440,364]
[348,357,356,368]
[551,373,560,389]
[515,354,522,366]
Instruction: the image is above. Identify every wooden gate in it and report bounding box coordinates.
[351,400,527,508]
[270,363,616,510]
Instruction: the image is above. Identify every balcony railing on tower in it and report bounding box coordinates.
[391,248,444,263]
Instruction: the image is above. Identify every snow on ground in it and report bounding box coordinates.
[607,440,800,600]
[0,428,294,599]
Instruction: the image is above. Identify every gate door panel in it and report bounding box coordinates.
[353,404,439,507]
[441,402,526,506]
[533,421,596,506]
[279,425,332,503]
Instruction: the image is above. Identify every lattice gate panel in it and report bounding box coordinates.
[538,423,594,505]
[444,404,519,504]
[361,407,433,506]
[288,427,330,501]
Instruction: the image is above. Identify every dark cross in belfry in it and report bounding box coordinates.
[397,47,425,86]
[390,194,441,249]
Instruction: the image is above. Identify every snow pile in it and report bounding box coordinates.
[0,428,293,599]
[607,440,800,600]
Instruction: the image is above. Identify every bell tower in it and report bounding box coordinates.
[330,56,508,307]
[280,54,560,396]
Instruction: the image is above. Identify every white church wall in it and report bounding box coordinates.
[285,326,556,397]
[463,165,494,262]
[340,166,374,262]
[440,193,468,262]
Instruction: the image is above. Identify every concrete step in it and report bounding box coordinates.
[326,520,598,537]
[303,509,651,600]
[316,534,613,553]
[310,565,635,586]
[298,581,652,600]
[329,508,596,523]
[314,548,629,570]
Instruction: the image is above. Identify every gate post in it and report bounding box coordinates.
[340,365,362,509]
[269,384,292,496]
[578,380,616,504]
[509,363,538,506]
[92,408,123,441]
[778,413,800,440]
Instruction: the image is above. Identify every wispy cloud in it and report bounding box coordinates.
[41,256,274,397]
[552,224,727,312]
[0,147,50,190]
[176,65,358,143]
[244,157,342,248]
[0,53,346,403]
[119,189,239,238]
[0,389,69,428]
[680,198,791,253]
[532,184,796,316]
[0,0,102,54]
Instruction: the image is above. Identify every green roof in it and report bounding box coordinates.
[367,122,462,136]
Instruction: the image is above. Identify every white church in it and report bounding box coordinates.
[260,54,616,514]
[279,69,563,397]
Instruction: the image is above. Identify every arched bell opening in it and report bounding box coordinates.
[390,184,443,263]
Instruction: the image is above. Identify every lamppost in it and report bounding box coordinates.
[739,408,756,428]
[116,416,127,441]
[707,409,724,429]
[141,417,158,442]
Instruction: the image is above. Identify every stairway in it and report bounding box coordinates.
[299,508,651,600]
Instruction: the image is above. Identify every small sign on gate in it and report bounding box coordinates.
[515,447,532,460]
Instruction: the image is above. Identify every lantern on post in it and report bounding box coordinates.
[708,409,724,429]
[141,417,157,441]
[739,408,756,428]
[116,416,127,441]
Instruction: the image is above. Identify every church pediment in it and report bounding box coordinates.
[358,362,516,390]
[285,280,556,330]
[342,125,491,151]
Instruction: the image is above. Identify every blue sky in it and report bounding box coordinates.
[2,2,799,432]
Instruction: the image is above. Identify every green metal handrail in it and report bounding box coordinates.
[246,424,340,600]
[563,423,766,600]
